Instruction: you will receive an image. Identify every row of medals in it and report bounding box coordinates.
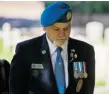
[73,61,88,79]
[73,61,88,92]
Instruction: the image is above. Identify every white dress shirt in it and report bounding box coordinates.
[46,35,69,88]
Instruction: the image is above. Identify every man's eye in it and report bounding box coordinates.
[64,28,69,31]
[54,29,60,31]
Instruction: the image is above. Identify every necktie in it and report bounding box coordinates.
[55,47,66,94]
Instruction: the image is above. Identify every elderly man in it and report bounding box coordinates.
[9,2,95,94]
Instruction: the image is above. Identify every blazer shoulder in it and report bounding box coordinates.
[16,35,43,53]
[70,38,94,49]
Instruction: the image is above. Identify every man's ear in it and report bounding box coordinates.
[43,27,46,31]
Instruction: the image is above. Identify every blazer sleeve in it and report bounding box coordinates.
[9,43,30,94]
[85,45,95,94]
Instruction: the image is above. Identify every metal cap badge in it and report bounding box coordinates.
[66,11,72,20]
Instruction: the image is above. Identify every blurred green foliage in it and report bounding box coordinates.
[46,1,109,14]
[0,38,3,53]
[95,80,106,87]
[0,38,14,63]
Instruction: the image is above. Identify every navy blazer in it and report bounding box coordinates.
[0,59,10,93]
[9,34,95,94]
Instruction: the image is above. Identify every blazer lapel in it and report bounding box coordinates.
[67,38,87,94]
[66,38,79,94]
[40,34,58,94]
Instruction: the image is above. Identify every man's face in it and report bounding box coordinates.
[43,21,71,46]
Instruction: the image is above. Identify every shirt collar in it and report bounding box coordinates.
[46,35,68,55]
[46,35,57,55]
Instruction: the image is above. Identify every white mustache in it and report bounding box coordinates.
[57,36,68,39]
[58,38,66,39]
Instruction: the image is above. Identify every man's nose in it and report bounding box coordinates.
[59,30,65,37]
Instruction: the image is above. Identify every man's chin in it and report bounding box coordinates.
[53,39,67,46]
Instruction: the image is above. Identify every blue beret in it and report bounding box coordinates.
[41,2,72,27]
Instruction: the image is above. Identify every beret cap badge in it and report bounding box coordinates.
[66,11,72,20]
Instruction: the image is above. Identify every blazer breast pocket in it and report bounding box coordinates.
[31,63,44,78]
[31,70,40,78]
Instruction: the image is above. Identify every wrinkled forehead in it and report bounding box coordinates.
[51,22,71,28]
